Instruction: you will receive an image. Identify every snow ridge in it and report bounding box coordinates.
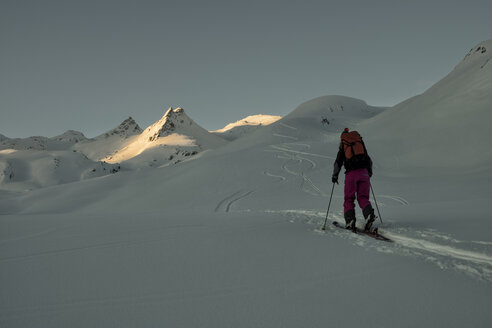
[211,114,282,141]
[0,130,88,151]
[363,39,492,172]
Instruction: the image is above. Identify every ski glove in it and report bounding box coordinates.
[332,175,338,184]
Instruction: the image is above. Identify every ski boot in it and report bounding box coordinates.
[363,205,376,231]
[344,209,356,231]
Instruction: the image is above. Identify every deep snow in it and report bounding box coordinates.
[1,40,491,328]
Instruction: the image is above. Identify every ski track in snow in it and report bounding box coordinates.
[263,171,286,181]
[386,233,492,265]
[0,282,261,320]
[215,190,254,213]
[273,134,298,140]
[376,195,410,206]
[0,224,204,263]
[225,191,254,212]
[281,163,299,176]
[0,227,60,244]
[268,144,333,159]
[273,209,492,283]
[278,123,297,130]
[301,172,325,196]
[264,123,333,197]
[288,143,311,149]
[214,191,243,212]
[270,143,325,196]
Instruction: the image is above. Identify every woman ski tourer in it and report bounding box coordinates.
[332,128,376,231]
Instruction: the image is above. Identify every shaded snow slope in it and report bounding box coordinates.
[0,130,88,151]
[10,96,387,216]
[1,210,490,328]
[211,114,282,141]
[2,87,491,326]
[0,149,120,192]
[362,40,492,174]
[0,117,142,190]
[284,95,385,119]
[209,95,386,155]
[280,95,386,134]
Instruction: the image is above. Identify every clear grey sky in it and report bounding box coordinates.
[1,0,491,138]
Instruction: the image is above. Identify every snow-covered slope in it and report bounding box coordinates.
[211,114,282,141]
[73,117,142,161]
[0,129,123,190]
[362,40,492,173]
[5,95,387,216]
[1,41,491,328]
[0,118,142,160]
[281,95,386,131]
[0,108,228,190]
[103,107,227,167]
[0,118,141,191]
[0,149,120,191]
[95,116,142,139]
[0,130,88,151]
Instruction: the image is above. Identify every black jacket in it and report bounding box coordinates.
[332,143,373,178]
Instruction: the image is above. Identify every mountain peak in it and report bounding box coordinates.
[118,117,142,133]
[97,117,142,139]
[51,130,87,142]
[146,106,192,142]
[103,106,226,164]
[163,106,184,118]
[456,39,492,71]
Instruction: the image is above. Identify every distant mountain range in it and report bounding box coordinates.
[1,40,490,191]
[0,105,281,189]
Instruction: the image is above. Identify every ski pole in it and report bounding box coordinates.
[370,185,383,224]
[321,183,336,230]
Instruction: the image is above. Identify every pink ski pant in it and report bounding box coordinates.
[344,168,372,214]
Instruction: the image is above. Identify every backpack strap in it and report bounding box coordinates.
[350,143,355,157]
[361,139,368,155]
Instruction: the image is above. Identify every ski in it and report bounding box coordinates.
[332,221,392,242]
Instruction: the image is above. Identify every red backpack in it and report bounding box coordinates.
[341,131,367,159]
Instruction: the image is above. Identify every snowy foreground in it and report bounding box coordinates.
[1,41,492,327]
[1,209,491,327]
